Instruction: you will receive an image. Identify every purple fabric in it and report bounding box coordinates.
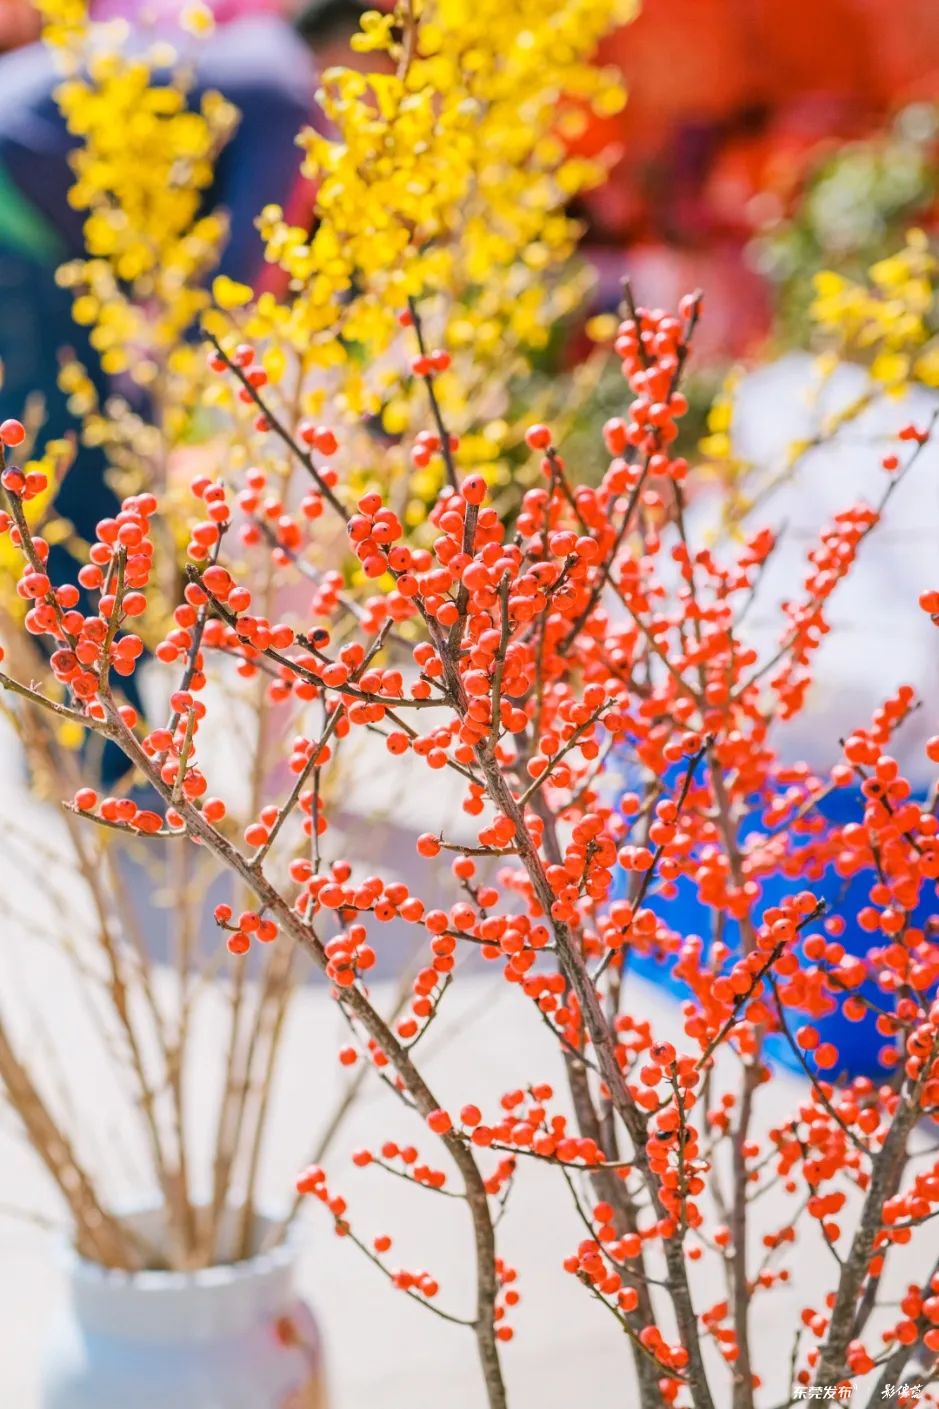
[91,2,284,26]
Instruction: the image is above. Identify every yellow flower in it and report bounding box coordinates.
[180,2,215,36]
[36,0,638,539]
[213,276,253,311]
[224,0,638,470]
[38,1,233,408]
[810,230,938,395]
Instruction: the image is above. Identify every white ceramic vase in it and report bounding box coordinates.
[39,1211,326,1409]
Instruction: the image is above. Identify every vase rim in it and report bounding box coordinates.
[61,1204,300,1293]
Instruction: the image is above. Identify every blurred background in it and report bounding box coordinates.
[5,0,939,367]
[581,0,939,360]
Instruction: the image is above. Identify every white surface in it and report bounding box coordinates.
[707,354,939,782]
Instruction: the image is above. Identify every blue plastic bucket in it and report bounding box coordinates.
[611,776,933,1078]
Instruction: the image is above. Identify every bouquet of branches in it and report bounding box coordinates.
[0,0,631,1281]
[1,276,938,1403]
[1,2,939,1407]
[0,602,343,1272]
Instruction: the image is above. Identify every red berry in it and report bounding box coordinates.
[0,418,25,447]
[314,427,338,457]
[461,474,486,506]
[525,423,552,451]
[296,1165,325,1194]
